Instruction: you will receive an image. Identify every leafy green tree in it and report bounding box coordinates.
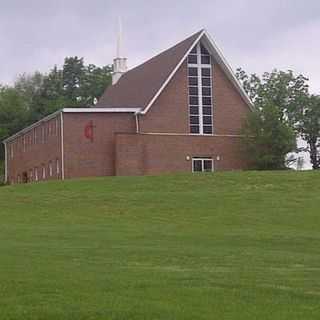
[296,95,320,169]
[242,103,296,170]
[237,69,308,169]
[0,86,30,158]
[62,56,85,105]
[236,68,308,124]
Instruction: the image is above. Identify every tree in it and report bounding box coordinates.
[0,86,30,158]
[237,69,308,169]
[296,95,320,169]
[236,68,308,124]
[242,103,296,170]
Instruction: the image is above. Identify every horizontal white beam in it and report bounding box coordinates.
[62,108,141,113]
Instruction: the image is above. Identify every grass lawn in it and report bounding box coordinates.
[0,171,320,319]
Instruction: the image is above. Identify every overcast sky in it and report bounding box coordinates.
[1,0,319,94]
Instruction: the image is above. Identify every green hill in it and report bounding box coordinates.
[0,171,320,319]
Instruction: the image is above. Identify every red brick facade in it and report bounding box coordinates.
[115,133,248,176]
[4,33,252,184]
[6,115,62,184]
[63,112,135,179]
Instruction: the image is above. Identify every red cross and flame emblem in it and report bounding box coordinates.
[84,121,95,142]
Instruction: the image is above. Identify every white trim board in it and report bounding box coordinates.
[63,108,141,113]
[141,29,254,115]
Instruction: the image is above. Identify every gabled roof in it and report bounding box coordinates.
[97,30,203,110]
[97,29,253,113]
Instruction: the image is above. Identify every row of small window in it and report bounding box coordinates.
[189,77,211,87]
[16,159,60,184]
[189,86,212,96]
[190,105,212,115]
[188,54,211,65]
[190,115,213,125]
[188,67,211,77]
[190,124,213,134]
[9,118,59,159]
[189,96,212,106]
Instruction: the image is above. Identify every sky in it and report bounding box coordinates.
[1,0,320,94]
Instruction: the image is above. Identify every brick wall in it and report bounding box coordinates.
[115,133,249,176]
[63,112,136,179]
[6,115,62,184]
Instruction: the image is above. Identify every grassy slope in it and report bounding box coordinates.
[0,171,320,319]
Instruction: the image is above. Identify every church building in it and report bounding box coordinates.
[3,29,253,184]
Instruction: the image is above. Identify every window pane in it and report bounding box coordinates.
[203,106,212,115]
[200,44,209,55]
[193,160,202,172]
[202,87,211,96]
[190,125,200,134]
[190,116,199,125]
[201,55,211,65]
[203,97,212,105]
[202,78,211,86]
[189,96,199,105]
[189,86,198,96]
[190,106,199,115]
[203,115,212,125]
[188,55,197,64]
[203,126,213,134]
[188,67,198,77]
[190,46,197,54]
[203,160,213,172]
[201,68,211,77]
[189,77,198,86]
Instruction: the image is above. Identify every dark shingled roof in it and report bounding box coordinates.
[97,30,203,110]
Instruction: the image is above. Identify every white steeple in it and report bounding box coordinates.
[112,17,127,85]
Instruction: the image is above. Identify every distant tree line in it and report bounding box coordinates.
[0,57,112,161]
[236,69,320,170]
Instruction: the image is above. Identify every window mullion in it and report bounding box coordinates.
[196,43,203,135]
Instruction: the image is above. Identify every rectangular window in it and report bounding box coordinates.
[190,115,199,125]
[202,78,211,87]
[190,106,199,115]
[203,106,212,115]
[201,55,211,65]
[49,162,53,177]
[201,68,211,77]
[188,67,198,77]
[42,165,46,179]
[188,42,213,135]
[189,96,199,105]
[190,125,200,134]
[202,87,211,96]
[189,86,198,96]
[56,159,60,175]
[188,77,198,86]
[192,157,213,172]
[188,54,197,64]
